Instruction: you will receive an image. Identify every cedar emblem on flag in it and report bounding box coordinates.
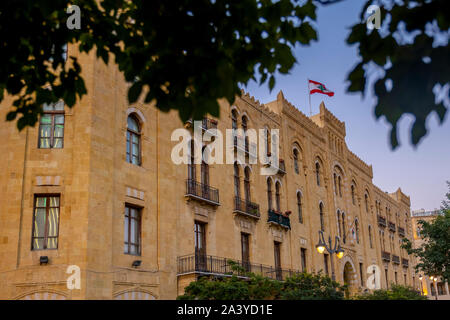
[308,79,334,97]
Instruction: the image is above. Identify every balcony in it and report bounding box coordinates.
[233,197,260,219]
[381,251,390,262]
[398,227,405,237]
[388,221,396,232]
[177,253,300,281]
[402,258,409,268]
[377,215,387,228]
[392,255,400,264]
[267,209,291,229]
[185,179,220,206]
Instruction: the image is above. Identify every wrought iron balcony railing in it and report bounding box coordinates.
[381,251,390,262]
[267,209,291,229]
[177,253,300,281]
[185,179,220,206]
[233,197,260,219]
[388,221,396,232]
[377,215,387,228]
[392,255,400,264]
[398,227,405,237]
[402,258,409,268]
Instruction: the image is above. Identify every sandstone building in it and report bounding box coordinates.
[411,209,449,299]
[0,49,417,299]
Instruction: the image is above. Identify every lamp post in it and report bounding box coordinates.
[315,230,344,281]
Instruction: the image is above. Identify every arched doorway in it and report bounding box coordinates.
[343,262,357,297]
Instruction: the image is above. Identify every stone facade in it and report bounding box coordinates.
[0,48,417,299]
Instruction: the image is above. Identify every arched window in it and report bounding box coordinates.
[365,194,369,212]
[188,140,196,180]
[315,162,321,186]
[355,219,360,244]
[265,127,271,156]
[234,162,240,198]
[126,115,141,165]
[231,109,238,130]
[242,116,249,152]
[368,225,373,248]
[267,179,273,210]
[319,203,325,231]
[351,185,355,205]
[293,149,300,174]
[342,212,346,244]
[231,109,238,147]
[297,192,303,223]
[275,182,281,212]
[337,210,342,238]
[333,173,337,194]
[338,176,342,197]
[201,146,209,187]
[244,167,251,202]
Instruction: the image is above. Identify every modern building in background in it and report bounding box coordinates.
[0,46,417,299]
[411,209,449,300]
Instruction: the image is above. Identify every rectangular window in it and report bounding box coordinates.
[385,269,389,288]
[324,254,329,275]
[359,263,364,286]
[274,242,282,280]
[241,233,250,272]
[300,248,307,272]
[32,195,60,250]
[38,101,65,149]
[195,221,207,271]
[124,205,141,255]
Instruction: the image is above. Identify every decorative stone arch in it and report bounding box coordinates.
[313,153,328,178]
[265,175,275,184]
[240,111,251,123]
[14,289,68,300]
[273,177,283,187]
[332,160,346,177]
[340,256,359,294]
[126,107,146,124]
[230,105,241,116]
[113,289,157,300]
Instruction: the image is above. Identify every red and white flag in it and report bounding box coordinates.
[308,80,334,97]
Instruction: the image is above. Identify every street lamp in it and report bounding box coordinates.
[315,230,344,281]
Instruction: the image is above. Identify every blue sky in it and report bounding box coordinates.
[245,0,450,210]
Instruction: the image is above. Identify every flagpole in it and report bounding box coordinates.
[308,78,312,116]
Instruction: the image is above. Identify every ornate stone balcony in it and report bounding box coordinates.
[392,254,400,264]
[381,251,390,262]
[388,221,396,232]
[398,227,405,237]
[185,179,220,206]
[233,197,260,219]
[377,215,387,228]
[267,209,291,229]
[402,258,409,268]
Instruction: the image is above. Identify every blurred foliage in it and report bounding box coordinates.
[0,0,317,129]
[353,284,427,300]
[0,0,448,149]
[346,0,449,148]
[402,181,450,282]
[177,261,345,300]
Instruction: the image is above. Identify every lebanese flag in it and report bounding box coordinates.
[309,80,334,97]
